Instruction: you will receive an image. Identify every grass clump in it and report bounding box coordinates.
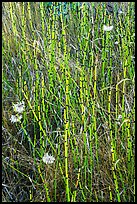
[2,2,135,202]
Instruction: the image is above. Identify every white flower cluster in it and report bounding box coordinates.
[10,101,25,123]
[13,101,25,113]
[42,152,55,164]
[10,115,22,123]
[116,114,122,125]
[103,25,113,32]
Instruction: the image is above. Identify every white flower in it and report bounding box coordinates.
[118,9,123,14]
[13,101,25,113]
[116,115,122,125]
[103,25,113,31]
[114,41,119,45]
[42,153,55,164]
[55,143,58,149]
[117,115,122,120]
[10,114,22,123]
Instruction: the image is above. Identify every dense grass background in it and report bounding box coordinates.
[2,2,135,202]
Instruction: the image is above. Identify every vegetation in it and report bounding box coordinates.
[2,2,135,202]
